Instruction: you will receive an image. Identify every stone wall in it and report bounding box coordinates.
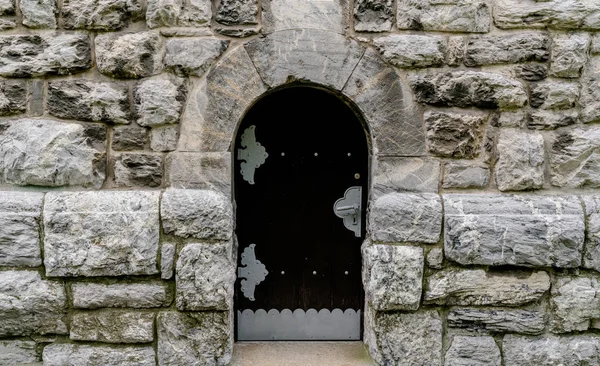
[0,0,600,365]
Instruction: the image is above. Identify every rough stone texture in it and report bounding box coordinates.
[515,63,548,81]
[447,36,465,66]
[464,33,549,67]
[48,80,130,124]
[62,0,144,30]
[550,126,600,187]
[176,242,235,311]
[370,193,442,244]
[424,110,486,159]
[527,110,579,130]
[0,33,91,77]
[0,119,106,188]
[0,0,14,14]
[550,275,600,333]
[0,80,27,116]
[550,33,591,78]
[448,308,545,335]
[397,0,490,33]
[216,0,258,25]
[444,194,584,267]
[410,71,528,110]
[214,27,259,38]
[113,125,148,151]
[424,269,551,306]
[443,162,490,189]
[134,76,185,127]
[426,247,444,269]
[0,270,67,336]
[166,152,231,193]
[165,38,229,77]
[354,0,393,32]
[445,336,501,366]
[161,242,176,280]
[373,157,440,195]
[113,153,163,188]
[96,32,164,79]
[374,35,445,68]
[530,81,580,110]
[44,191,160,277]
[503,335,600,366]
[262,0,346,34]
[43,344,155,366]
[20,0,57,28]
[493,111,528,128]
[365,309,442,366]
[157,311,232,366]
[495,129,545,191]
[162,189,233,240]
[583,196,600,272]
[579,56,600,124]
[0,191,43,267]
[151,125,179,152]
[146,0,211,28]
[593,34,600,54]
[0,340,38,365]
[71,310,154,343]
[72,282,172,309]
[493,0,600,30]
[363,245,424,311]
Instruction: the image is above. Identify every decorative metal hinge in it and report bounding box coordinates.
[237,244,268,301]
[333,186,362,237]
[237,125,268,185]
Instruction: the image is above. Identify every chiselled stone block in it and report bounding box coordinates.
[262,0,346,34]
[0,81,27,116]
[0,191,43,267]
[354,0,393,32]
[550,33,590,78]
[464,33,549,66]
[527,110,578,130]
[374,35,445,68]
[550,275,600,333]
[166,152,231,194]
[96,32,164,79]
[216,0,258,25]
[502,335,600,366]
[530,80,580,110]
[161,242,176,280]
[397,0,490,33]
[71,310,155,343]
[113,153,163,188]
[113,125,148,151]
[495,129,545,191]
[43,344,155,366]
[493,0,600,30]
[20,0,57,28]
[579,56,600,124]
[550,126,600,187]
[425,110,486,159]
[443,162,489,189]
[62,0,143,30]
[151,125,179,152]
[134,76,186,127]
[0,340,38,365]
[165,38,229,77]
[583,196,600,273]
[445,336,501,366]
[72,282,172,309]
[448,308,545,335]
[146,0,211,28]
[0,0,14,14]
[373,157,440,195]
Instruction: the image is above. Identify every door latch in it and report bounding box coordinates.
[333,186,362,237]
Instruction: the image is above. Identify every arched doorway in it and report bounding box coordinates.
[234,86,370,341]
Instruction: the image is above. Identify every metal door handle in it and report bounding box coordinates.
[333,187,362,237]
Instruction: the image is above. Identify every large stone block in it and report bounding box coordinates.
[363,245,423,311]
[0,191,43,267]
[71,310,155,343]
[146,0,211,28]
[72,282,172,309]
[113,125,148,151]
[113,153,163,188]
[96,32,164,79]
[397,0,490,33]
[134,76,186,127]
[44,191,160,277]
[443,162,490,189]
[424,110,486,159]
[374,34,445,68]
[166,152,231,194]
[62,0,143,30]
[151,125,179,152]
[216,0,258,25]
[550,33,591,78]
[20,0,57,28]
[515,63,548,81]
[583,196,600,272]
[373,157,440,195]
[0,270,67,336]
[165,38,229,77]
[444,194,584,267]
[0,81,27,116]
[550,126,600,187]
[464,33,549,67]
[0,0,14,15]
[579,56,600,124]
[445,336,501,366]
[176,242,235,311]
[157,311,232,366]
[0,33,91,77]
[262,0,346,34]
[448,308,545,335]
[503,335,600,366]
[530,80,580,110]
[43,344,155,366]
[370,193,442,244]
[0,119,106,188]
[354,0,393,32]
[550,275,600,333]
[493,0,600,30]
[0,340,38,365]
[495,129,545,191]
[528,110,578,130]
[424,269,550,306]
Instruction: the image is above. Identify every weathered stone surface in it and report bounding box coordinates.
[0,270,67,336]
[583,196,600,272]
[410,71,528,109]
[113,125,148,151]
[0,34,91,77]
[530,81,580,109]
[0,119,106,188]
[443,162,489,189]
[397,0,490,33]
[43,344,155,366]
[216,0,258,25]
[262,0,346,34]
[44,191,160,277]
[214,27,260,38]
[0,19,15,30]
[151,125,179,152]
[425,110,486,159]
[444,194,584,267]
[495,129,545,191]
[593,34,600,54]
[0,340,38,365]
[363,245,423,311]
[365,309,442,366]
[493,0,600,30]
[354,0,393,32]
[161,242,176,280]
[146,0,211,28]
[113,153,163,188]
[426,247,443,269]
[424,269,551,306]
[447,36,465,66]
[503,335,600,366]
[550,275,600,333]
[176,242,235,311]
[550,126,600,187]
[96,32,163,79]
[0,191,43,267]
[445,336,501,366]
[165,38,229,77]
[62,0,143,30]
[465,33,549,67]
[527,110,578,130]
[550,33,591,78]
[579,56,600,123]
[48,80,130,124]
[493,111,528,128]
[0,0,14,14]
[515,63,548,81]
[448,308,545,335]
[135,76,185,127]
[370,193,442,244]
[0,81,27,116]
[20,0,56,28]
[374,34,445,68]
[166,152,231,193]
[373,157,440,195]
[72,282,172,309]
[157,311,232,366]
[71,310,154,343]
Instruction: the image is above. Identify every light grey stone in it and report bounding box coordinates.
[43,344,155,366]
[72,282,172,309]
[146,0,211,28]
[354,0,393,32]
[0,33,91,77]
[593,319,600,329]
[0,80,28,116]
[443,162,490,189]
[527,109,579,130]
[214,27,260,38]
[445,336,501,366]
[0,270,67,336]
[579,56,600,123]
[20,0,56,28]
[444,194,584,267]
[374,157,440,195]
[135,76,185,127]
[447,36,465,66]
[96,32,164,79]
[157,311,232,366]
[0,340,38,365]
[370,193,442,244]
[426,247,443,269]
[44,191,160,277]
[0,191,43,267]
[494,0,600,30]
[550,275,600,333]
[493,111,528,128]
[374,34,445,68]
[424,269,551,306]
[465,33,549,66]
[216,0,258,25]
[0,0,14,14]
[365,309,442,366]
[410,71,528,109]
[397,0,490,33]
[550,33,591,78]
[113,153,163,188]
[363,244,423,311]
[48,80,130,124]
[425,110,486,159]
[151,125,179,152]
[0,19,15,30]
[113,125,148,151]
[178,0,212,26]
[71,310,154,343]
[448,308,545,335]
[530,80,580,110]
[176,242,235,311]
[550,126,600,187]
[495,129,545,191]
[503,334,600,366]
[515,63,549,81]
[262,0,346,34]
[593,34,600,54]
[62,0,144,30]
[583,196,600,272]
[166,152,231,194]
[165,38,229,77]
[0,119,106,188]
[161,242,176,280]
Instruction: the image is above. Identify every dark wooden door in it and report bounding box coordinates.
[234,86,368,341]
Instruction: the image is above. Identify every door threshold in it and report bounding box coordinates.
[231,341,376,366]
